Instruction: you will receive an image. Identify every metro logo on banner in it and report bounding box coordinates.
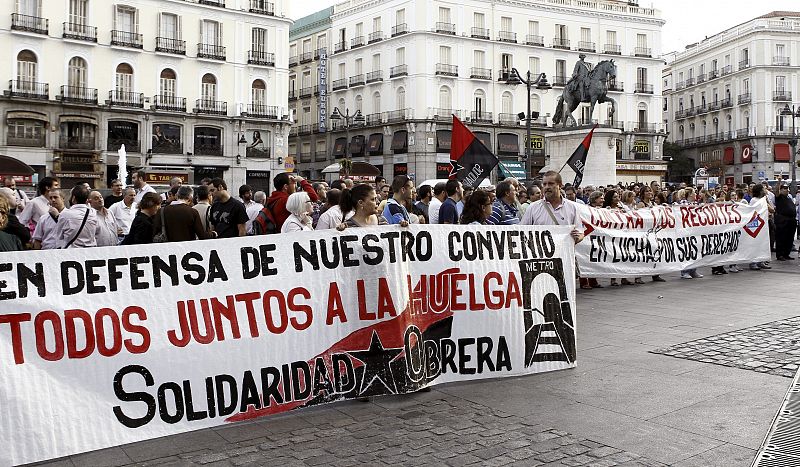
[0,225,577,465]
[744,212,765,238]
[449,115,499,188]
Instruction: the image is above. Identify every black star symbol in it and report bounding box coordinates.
[448,160,464,179]
[347,331,404,396]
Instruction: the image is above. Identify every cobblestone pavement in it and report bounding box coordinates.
[651,317,800,378]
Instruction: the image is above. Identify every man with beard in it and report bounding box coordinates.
[521,171,584,244]
[774,183,797,261]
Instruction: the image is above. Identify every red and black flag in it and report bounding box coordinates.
[449,115,498,188]
[564,124,597,188]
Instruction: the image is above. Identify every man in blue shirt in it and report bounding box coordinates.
[382,175,413,224]
[486,181,520,225]
[437,179,463,224]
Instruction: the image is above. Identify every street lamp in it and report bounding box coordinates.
[506,69,551,162]
[780,104,800,196]
[329,107,365,167]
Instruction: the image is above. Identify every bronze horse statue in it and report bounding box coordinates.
[552,59,617,127]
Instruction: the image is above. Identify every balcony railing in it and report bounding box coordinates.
[350,36,364,48]
[288,89,296,100]
[299,87,313,98]
[435,64,458,77]
[709,69,719,79]
[108,91,144,108]
[392,23,408,37]
[199,0,225,5]
[721,65,732,75]
[390,64,408,78]
[197,43,225,60]
[498,113,518,125]
[606,80,624,92]
[314,47,327,59]
[708,101,720,111]
[111,30,143,48]
[685,77,695,87]
[249,0,275,15]
[59,85,97,104]
[721,97,733,108]
[63,22,97,42]
[675,81,685,90]
[334,41,346,53]
[288,55,298,66]
[697,73,706,83]
[773,56,791,66]
[299,51,313,63]
[773,91,792,101]
[59,136,96,150]
[8,134,45,147]
[578,41,595,52]
[194,99,227,115]
[738,93,751,104]
[603,44,621,55]
[739,59,750,70]
[368,31,384,43]
[634,47,651,57]
[332,78,347,91]
[498,31,517,43]
[470,67,492,80]
[156,37,186,55]
[631,122,657,133]
[298,124,313,135]
[675,109,687,119]
[6,80,49,100]
[248,50,275,66]
[348,74,365,87]
[152,95,186,112]
[365,113,383,126]
[696,104,708,114]
[366,70,383,83]
[470,111,492,123]
[435,22,456,34]
[431,108,455,122]
[387,109,411,122]
[552,75,568,87]
[525,35,544,46]
[11,13,48,34]
[471,27,489,39]
[244,104,278,119]
[553,37,570,49]
[497,70,511,82]
[635,83,653,94]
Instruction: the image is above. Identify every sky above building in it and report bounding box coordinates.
[289,0,800,56]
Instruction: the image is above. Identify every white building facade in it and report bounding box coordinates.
[664,12,800,185]
[0,0,290,192]
[290,0,667,183]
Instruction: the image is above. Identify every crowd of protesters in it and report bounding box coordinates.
[0,171,797,286]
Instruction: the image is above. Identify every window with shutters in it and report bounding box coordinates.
[474,13,484,28]
[396,47,405,65]
[338,63,345,79]
[68,57,87,88]
[372,54,380,71]
[474,50,485,68]
[529,57,540,75]
[501,17,512,32]
[501,91,512,115]
[440,46,451,65]
[201,20,221,46]
[606,30,616,45]
[160,68,176,97]
[302,71,310,89]
[68,0,87,25]
[16,50,37,85]
[355,94,362,111]
[115,63,133,94]
[397,87,405,109]
[439,86,451,110]
[581,27,591,42]
[373,92,381,114]
[302,39,311,54]
[252,80,266,105]
[355,58,363,74]
[474,89,485,114]
[528,21,539,35]
[201,73,217,101]
[373,17,381,32]
[556,60,566,80]
[16,0,41,16]
[317,34,326,50]
[637,34,647,49]
[555,24,567,41]
[355,22,363,37]
[396,8,405,25]
[742,78,749,94]
[530,95,540,113]
[501,53,512,72]
[160,13,179,39]
[439,7,451,23]
[777,75,786,93]
[252,27,267,52]
[637,67,647,85]
[776,44,785,58]
[115,6,137,33]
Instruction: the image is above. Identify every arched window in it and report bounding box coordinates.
[201,73,217,101]
[637,102,648,127]
[439,86,451,111]
[726,115,732,134]
[17,50,37,86]
[702,120,707,137]
[372,91,381,114]
[115,63,133,96]
[679,125,685,140]
[355,94,363,112]
[530,94,541,114]
[713,117,719,135]
[689,123,695,138]
[501,91,513,116]
[743,111,750,131]
[160,68,176,97]
[396,87,406,110]
[251,79,266,106]
[67,57,87,88]
[474,89,486,114]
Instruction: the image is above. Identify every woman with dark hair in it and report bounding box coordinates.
[603,190,634,286]
[121,192,161,245]
[460,190,492,225]
[337,184,390,229]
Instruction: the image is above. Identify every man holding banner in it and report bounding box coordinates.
[521,171,585,244]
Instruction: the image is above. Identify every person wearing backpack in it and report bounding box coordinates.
[265,173,318,231]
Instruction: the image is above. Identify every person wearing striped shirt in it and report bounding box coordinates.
[485,180,520,226]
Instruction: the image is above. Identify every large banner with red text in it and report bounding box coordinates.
[0,225,576,465]
[576,199,771,277]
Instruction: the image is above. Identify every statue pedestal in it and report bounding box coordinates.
[546,127,620,187]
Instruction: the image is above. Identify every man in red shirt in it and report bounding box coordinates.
[265,173,319,230]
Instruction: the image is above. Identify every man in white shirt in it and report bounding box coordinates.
[132,170,157,204]
[18,176,59,233]
[109,188,137,239]
[521,171,584,244]
[246,191,266,234]
[32,189,65,250]
[55,185,98,249]
[89,191,120,247]
[428,182,447,225]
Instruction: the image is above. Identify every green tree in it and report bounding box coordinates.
[663,142,694,183]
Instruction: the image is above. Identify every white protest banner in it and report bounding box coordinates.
[0,225,576,465]
[575,200,771,277]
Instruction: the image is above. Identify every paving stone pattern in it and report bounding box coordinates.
[651,316,800,378]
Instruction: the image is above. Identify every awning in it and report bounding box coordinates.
[539,165,557,174]
[332,137,347,157]
[321,161,382,176]
[474,131,491,150]
[498,160,527,179]
[774,143,791,162]
[349,135,365,155]
[497,133,519,154]
[436,130,452,152]
[59,115,98,125]
[0,155,35,175]
[391,131,408,152]
[367,133,383,153]
[723,147,734,165]
[7,110,48,122]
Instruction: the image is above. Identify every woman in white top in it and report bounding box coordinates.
[280,191,314,233]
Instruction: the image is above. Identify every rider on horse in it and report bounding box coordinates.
[570,53,590,103]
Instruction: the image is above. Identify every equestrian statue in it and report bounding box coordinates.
[552,55,618,128]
